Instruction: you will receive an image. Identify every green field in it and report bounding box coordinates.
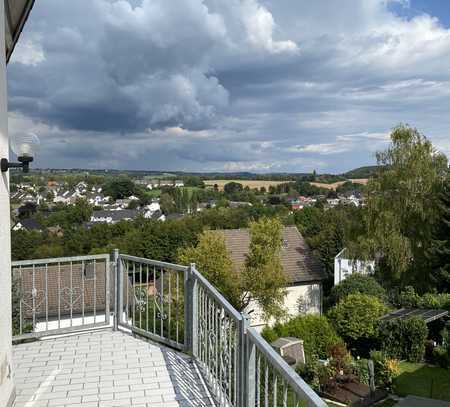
[393,362,450,402]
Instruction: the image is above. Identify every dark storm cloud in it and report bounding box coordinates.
[7,0,450,172]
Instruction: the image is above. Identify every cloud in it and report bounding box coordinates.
[6,0,450,172]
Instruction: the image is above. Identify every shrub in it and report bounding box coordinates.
[378,317,428,362]
[353,358,370,385]
[264,314,342,360]
[393,286,450,310]
[327,294,388,344]
[370,350,400,390]
[328,274,386,307]
[432,346,450,368]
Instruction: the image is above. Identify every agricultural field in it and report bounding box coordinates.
[310,178,368,190]
[204,179,293,191]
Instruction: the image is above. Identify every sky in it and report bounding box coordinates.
[6,0,450,173]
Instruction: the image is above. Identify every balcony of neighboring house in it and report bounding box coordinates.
[10,252,327,407]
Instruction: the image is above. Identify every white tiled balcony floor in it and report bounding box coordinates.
[12,330,216,407]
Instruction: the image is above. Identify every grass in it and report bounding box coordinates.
[393,361,450,401]
[204,179,293,191]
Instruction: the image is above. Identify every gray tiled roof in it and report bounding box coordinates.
[217,226,326,284]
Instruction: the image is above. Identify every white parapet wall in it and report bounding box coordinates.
[0,2,15,406]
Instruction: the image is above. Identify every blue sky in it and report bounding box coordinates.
[7,0,450,173]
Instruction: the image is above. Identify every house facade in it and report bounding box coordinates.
[218,226,326,330]
[334,247,375,285]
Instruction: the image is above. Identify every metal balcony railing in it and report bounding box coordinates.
[12,250,326,407]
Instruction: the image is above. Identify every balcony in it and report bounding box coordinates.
[11,252,326,407]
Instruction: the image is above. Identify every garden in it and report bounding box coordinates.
[262,274,450,406]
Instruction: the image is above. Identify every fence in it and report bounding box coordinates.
[12,251,326,407]
[115,252,326,407]
[11,254,110,341]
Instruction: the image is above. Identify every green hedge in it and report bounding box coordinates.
[378,316,428,362]
[262,314,342,360]
[328,274,386,307]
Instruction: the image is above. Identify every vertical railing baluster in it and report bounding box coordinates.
[273,373,278,406]
[283,379,288,407]
[32,264,36,330]
[139,263,142,329]
[45,263,48,331]
[70,261,73,327]
[264,361,269,407]
[132,262,136,327]
[160,267,164,337]
[81,260,85,326]
[175,271,179,344]
[146,264,149,332]
[153,265,156,334]
[125,260,129,325]
[168,268,171,340]
[19,266,23,335]
[93,259,97,324]
[58,262,61,329]
[257,353,261,407]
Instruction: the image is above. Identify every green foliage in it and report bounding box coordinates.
[243,217,286,320]
[392,286,450,310]
[432,346,450,368]
[223,181,243,194]
[362,125,448,287]
[177,231,242,310]
[379,317,428,362]
[427,175,450,292]
[327,294,388,344]
[328,274,386,307]
[103,176,136,200]
[263,314,343,360]
[370,350,400,390]
[184,176,204,188]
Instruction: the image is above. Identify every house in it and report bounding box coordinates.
[12,218,43,232]
[90,209,140,224]
[217,225,326,330]
[334,248,375,285]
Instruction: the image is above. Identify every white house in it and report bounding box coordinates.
[334,248,375,285]
[217,226,326,331]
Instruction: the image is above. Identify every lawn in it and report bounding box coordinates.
[393,362,450,402]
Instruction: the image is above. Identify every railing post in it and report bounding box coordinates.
[184,263,198,356]
[113,249,121,331]
[245,322,256,407]
[239,314,250,407]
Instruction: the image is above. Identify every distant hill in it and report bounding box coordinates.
[342,166,380,179]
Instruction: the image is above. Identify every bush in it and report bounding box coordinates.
[263,314,342,360]
[370,350,400,390]
[327,294,388,344]
[328,274,386,307]
[393,286,450,310]
[378,317,428,362]
[353,358,370,385]
[432,346,450,368]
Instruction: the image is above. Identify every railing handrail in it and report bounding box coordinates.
[118,254,189,272]
[247,327,327,406]
[191,265,243,322]
[12,253,110,267]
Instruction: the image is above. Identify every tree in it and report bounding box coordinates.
[177,231,242,310]
[103,176,136,200]
[327,294,388,351]
[361,125,448,288]
[427,175,450,292]
[224,181,243,194]
[328,274,386,307]
[178,217,287,320]
[242,217,287,320]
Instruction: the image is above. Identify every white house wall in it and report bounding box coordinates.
[0,2,15,405]
[247,283,322,332]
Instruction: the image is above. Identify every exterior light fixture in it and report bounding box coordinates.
[1,132,40,173]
